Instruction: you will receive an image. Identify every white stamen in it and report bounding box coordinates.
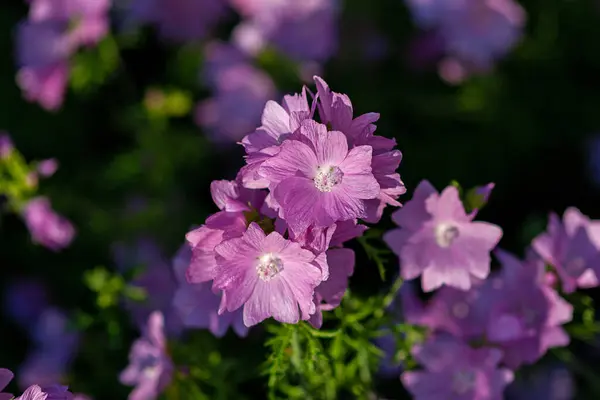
[314,165,344,192]
[435,223,460,248]
[257,253,284,281]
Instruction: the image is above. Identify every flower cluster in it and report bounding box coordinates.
[15,0,112,110]
[405,0,526,82]
[183,76,404,328]
[382,183,597,399]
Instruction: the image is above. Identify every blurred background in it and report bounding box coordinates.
[1,0,600,398]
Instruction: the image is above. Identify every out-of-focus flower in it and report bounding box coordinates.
[113,238,181,334]
[16,0,111,110]
[0,369,14,400]
[230,0,339,62]
[73,395,92,400]
[15,384,73,400]
[214,222,323,326]
[21,197,76,251]
[129,0,226,42]
[401,335,513,400]
[195,42,276,144]
[120,312,173,400]
[504,363,574,400]
[532,207,600,293]
[18,308,80,389]
[172,243,248,337]
[37,159,59,178]
[384,180,502,291]
[374,333,403,377]
[401,250,573,369]
[3,278,48,330]
[405,0,526,80]
[0,132,14,159]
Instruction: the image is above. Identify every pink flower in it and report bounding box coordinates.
[172,244,247,337]
[489,251,573,369]
[120,312,173,400]
[384,180,502,291]
[16,0,111,110]
[314,76,405,221]
[185,180,267,284]
[401,335,513,400]
[21,197,76,251]
[309,247,355,328]
[241,88,312,155]
[214,223,322,326]
[260,120,380,234]
[230,0,339,62]
[16,384,73,400]
[313,76,380,144]
[0,369,14,400]
[532,207,600,293]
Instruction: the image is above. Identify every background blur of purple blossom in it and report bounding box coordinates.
[1,0,600,398]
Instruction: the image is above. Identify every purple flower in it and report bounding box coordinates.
[37,159,59,178]
[172,243,248,337]
[241,88,312,155]
[374,333,403,377]
[120,312,173,400]
[185,180,267,284]
[0,369,14,400]
[484,251,571,369]
[113,239,181,334]
[16,385,73,400]
[214,222,322,326]
[260,120,380,234]
[129,0,226,42]
[314,77,405,222]
[384,180,502,291]
[21,197,76,251]
[405,0,526,71]
[18,308,80,390]
[532,207,600,293]
[313,76,380,145]
[401,250,573,369]
[230,0,339,62]
[196,42,276,144]
[3,279,48,330]
[309,247,355,328]
[504,363,573,400]
[401,335,513,400]
[0,132,14,159]
[16,0,111,110]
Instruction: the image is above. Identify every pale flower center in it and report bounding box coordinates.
[140,354,160,378]
[435,223,460,248]
[314,165,344,192]
[257,253,284,281]
[452,370,476,394]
